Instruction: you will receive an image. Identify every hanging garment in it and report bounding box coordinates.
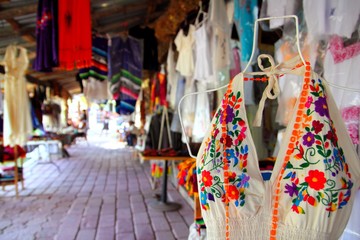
[33,0,58,72]
[266,0,299,29]
[83,77,111,101]
[181,77,196,143]
[233,0,258,62]
[129,26,158,71]
[150,72,167,111]
[208,0,231,69]
[193,21,213,81]
[170,76,186,133]
[108,36,142,114]
[196,55,360,239]
[79,36,108,81]
[175,25,196,77]
[166,43,178,109]
[58,0,92,70]
[324,36,360,145]
[303,0,360,39]
[3,46,33,146]
[192,81,210,143]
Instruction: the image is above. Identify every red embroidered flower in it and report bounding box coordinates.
[312,120,324,134]
[201,170,213,187]
[326,130,338,143]
[220,135,233,148]
[305,170,326,190]
[226,185,239,200]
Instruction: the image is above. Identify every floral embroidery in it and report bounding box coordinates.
[201,170,213,187]
[302,132,315,147]
[305,170,326,191]
[198,91,250,210]
[284,78,353,216]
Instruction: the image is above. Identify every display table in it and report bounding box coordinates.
[26,140,62,171]
[139,154,193,211]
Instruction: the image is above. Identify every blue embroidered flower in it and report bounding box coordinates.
[226,149,238,167]
[200,191,207,205]
[238,173,250,188]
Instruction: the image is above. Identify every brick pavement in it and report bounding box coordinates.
[0,136,194,240]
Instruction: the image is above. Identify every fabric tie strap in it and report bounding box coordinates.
[253,54,281,127]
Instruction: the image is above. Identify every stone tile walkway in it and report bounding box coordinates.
[0,135,193,240]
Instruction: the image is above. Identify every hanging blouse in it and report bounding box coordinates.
[196,55,360,239]
[175,25,196,77]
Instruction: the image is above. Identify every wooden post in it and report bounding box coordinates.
[194,192,202,219]
[13,145,19,198]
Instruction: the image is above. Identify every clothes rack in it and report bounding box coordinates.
[146,106,183,211]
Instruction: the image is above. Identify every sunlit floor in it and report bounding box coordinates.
[0,131,193,240]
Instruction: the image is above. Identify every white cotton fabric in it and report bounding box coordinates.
[192,81,211,143]
[83,77,112,101]
[193,22,213,81]
[324,46,360,109]
[303,0,360,39]
[175,25,196,77]
[3,45,33,146]
[197,56,360,239]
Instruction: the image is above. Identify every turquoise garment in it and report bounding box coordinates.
[234,0,258,62]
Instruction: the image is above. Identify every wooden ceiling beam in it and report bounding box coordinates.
[0,3,37,20]
[97,16,141,33]
[69,88,81,94]
[52,77,77,84]
[92,2,147,20]
[97,9,162,33]
[61,81,80,88]
[5,18,35,43]
[0,25,35,38]
[37,70,78,81]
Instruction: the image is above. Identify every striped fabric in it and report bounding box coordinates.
[79,36,108,81]
[108,36,143,115]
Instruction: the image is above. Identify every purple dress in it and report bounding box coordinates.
[33,0,58,72]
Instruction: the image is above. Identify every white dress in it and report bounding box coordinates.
[175,25,196,77]
[3,45,33,146]
[166,43,178,109]
[193,22,213,81]
[208,0,231,70]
